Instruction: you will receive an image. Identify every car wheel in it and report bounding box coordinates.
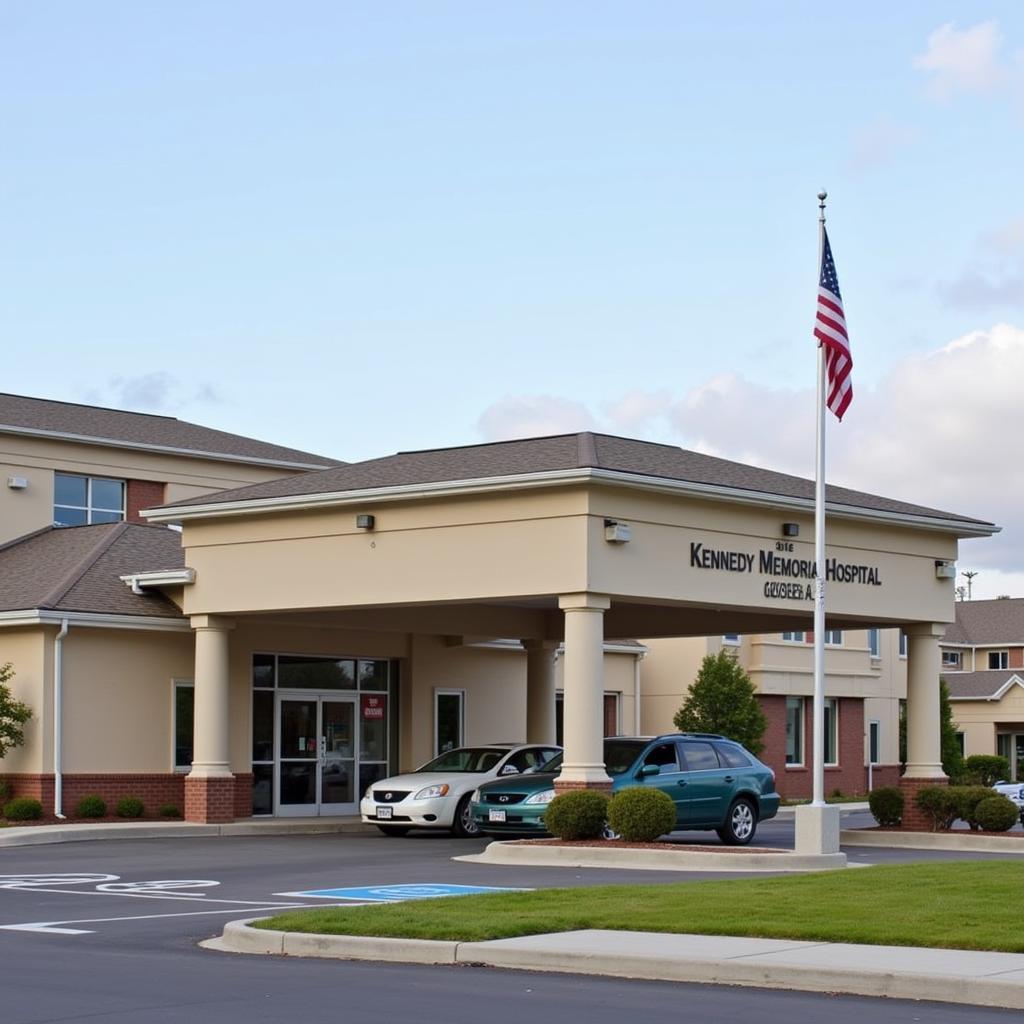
[451,794,481,838]
[717,798,757,846]
[376,825,410,837]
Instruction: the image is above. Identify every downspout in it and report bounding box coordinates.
[53,618,69,819]
[633,649,646,734]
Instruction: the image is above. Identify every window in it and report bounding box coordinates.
[898,632,907,658]
[868,629,880,659]
[868,720,880,765]
[824,630,843,646]
[53,472,125,526]
[434,689,465,755]
[785,696,804,765]
[782,631,805,642]
[173,681,194,771]
[679,741,719,771]
[643,742,680,771]
[956,731,965,757]
[989,651,1009,670]
[942,650,961,669]
[714,742,752,768]
[824,698,838,765]
[722,634,740,646]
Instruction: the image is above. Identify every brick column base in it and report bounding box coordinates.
[184,775,236,823]
[553,779,613,794]
[899,775,948,831]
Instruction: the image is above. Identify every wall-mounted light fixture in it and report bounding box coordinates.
[935,560,956,579]
[356,514,376,530]
[781,522,799,538]
[604,519,631,543]
[6,476,28,490]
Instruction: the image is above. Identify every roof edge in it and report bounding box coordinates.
[142,465,999,538]
[0,609,190,631]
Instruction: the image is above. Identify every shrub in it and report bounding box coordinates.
[158,803,182,818]
[951,786,994,831]
[544,790,610,840]
[0,778,11,802]
[868,787,903,827]
[915,786,958,830]
[607,787,676,842]
[116,796,144,818]
[4,796,43,820]
[76,794,107,819]
[973,795,1019,832]
[963,755,1011,787]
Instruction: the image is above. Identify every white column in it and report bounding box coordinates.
[523,639,557,745]
[905,622,947,779]
[188,615,235,779]
[556,593,611,787]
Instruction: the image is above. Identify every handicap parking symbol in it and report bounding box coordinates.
[276,882,530,902]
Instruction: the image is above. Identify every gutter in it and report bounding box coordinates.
[53,618,69,819]
[119,568,196,594]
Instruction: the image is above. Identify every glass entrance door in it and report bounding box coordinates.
[278,695,357,816]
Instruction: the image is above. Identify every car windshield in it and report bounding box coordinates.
[523,740,647,778]
[416,748,507,773]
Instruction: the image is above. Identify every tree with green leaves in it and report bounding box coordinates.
[0,663,32,759]
[898,678,963,781]
[673,650,767,755]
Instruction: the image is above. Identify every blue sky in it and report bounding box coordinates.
[3,4,1023,594]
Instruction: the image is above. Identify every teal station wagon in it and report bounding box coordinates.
[471,734,780,845]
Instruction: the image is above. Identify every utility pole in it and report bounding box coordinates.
[961,570,979,601]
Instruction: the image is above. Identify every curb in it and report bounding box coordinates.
[209,920,1024,1010]
[840,829,1024,854]
[775,802,869,816]
[454,841,847,872]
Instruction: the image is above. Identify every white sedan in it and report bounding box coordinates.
[360,743,561,837]
[992,781,1024,825]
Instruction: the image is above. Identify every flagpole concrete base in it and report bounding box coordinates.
[794,804,841,855]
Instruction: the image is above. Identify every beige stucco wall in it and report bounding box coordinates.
[61,628,194,773]
[0,433,316,544]
[640,636,709,734]
[951,683,1024,760]
[0,627,48,773]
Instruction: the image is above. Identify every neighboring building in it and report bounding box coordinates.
[942,598,1024,780]
[641,627,906,798]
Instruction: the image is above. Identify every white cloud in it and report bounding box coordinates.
[477,394,596,441]
[82,372,223,413]
[602,389,672,433]
[913,21,1011,99]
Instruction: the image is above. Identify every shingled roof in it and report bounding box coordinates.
[945,670,1024,701]
[943,598,1024,645]
[0,523,185,619]
[0,393,341,470]
[158,431,995,530]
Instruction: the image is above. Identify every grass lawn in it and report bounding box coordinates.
[258,861,1024,952]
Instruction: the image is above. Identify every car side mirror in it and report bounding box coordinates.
[640,764,661,777]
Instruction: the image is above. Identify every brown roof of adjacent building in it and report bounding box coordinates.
[160,431,995,529]
[942,598,1024,645]
[0,393,341,469]
[945,670,1024,700]
[0,523,185,618]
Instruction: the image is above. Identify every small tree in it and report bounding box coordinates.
[673,650,767,755]
[0,663,32,758]
[938,678,963,781]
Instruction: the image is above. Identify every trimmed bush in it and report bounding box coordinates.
[607,787,677,842]
[868,786,903,827]
[158,803,182,818]
[0,778,11,802]
[963,755,1011,787]
[973,795,1019,832]
[915,786,958,831]
[76,794,107,819]
[952,786,995,831]
[4,796,43,821]
[115,796,144,819]
[544,790,610,840]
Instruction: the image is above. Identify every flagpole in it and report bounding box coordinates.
[812,189,828,809]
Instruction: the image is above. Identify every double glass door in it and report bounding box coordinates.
[278,695,357,815]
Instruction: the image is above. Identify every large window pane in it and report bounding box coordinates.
[252,690,274,762]
[278,656,355,690]
[785,697,803,765]
[53,506,88,527]
[252,653,275,688]
[54,473,88,506]
[90,510,122,524]
[91,478,124,511]
[358,660,389,690]
[824,698,838,765]
[174,684,194,770]
[435,692,463,754]
[252,764,274,815]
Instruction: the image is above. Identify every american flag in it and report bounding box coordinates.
[813,227,852,420]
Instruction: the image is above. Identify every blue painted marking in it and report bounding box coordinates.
[279,883,530,902]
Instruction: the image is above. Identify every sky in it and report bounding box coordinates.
[3,3,1023,597]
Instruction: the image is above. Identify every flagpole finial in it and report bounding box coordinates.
[818,190,827,220]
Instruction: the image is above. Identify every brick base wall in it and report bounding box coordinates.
[184,775,236,823]
[233,774,254,818]
[899,775,949,831]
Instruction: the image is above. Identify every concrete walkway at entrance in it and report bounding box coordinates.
[209,920,1024,1011]
[0,817,374,848]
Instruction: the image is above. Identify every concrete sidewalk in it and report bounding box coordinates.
[209,919,1024,1010]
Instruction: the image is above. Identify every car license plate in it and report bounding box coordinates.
[376,806,393,820]
[489,809,506,823]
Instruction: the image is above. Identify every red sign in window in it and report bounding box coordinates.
[362,694,386,720]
